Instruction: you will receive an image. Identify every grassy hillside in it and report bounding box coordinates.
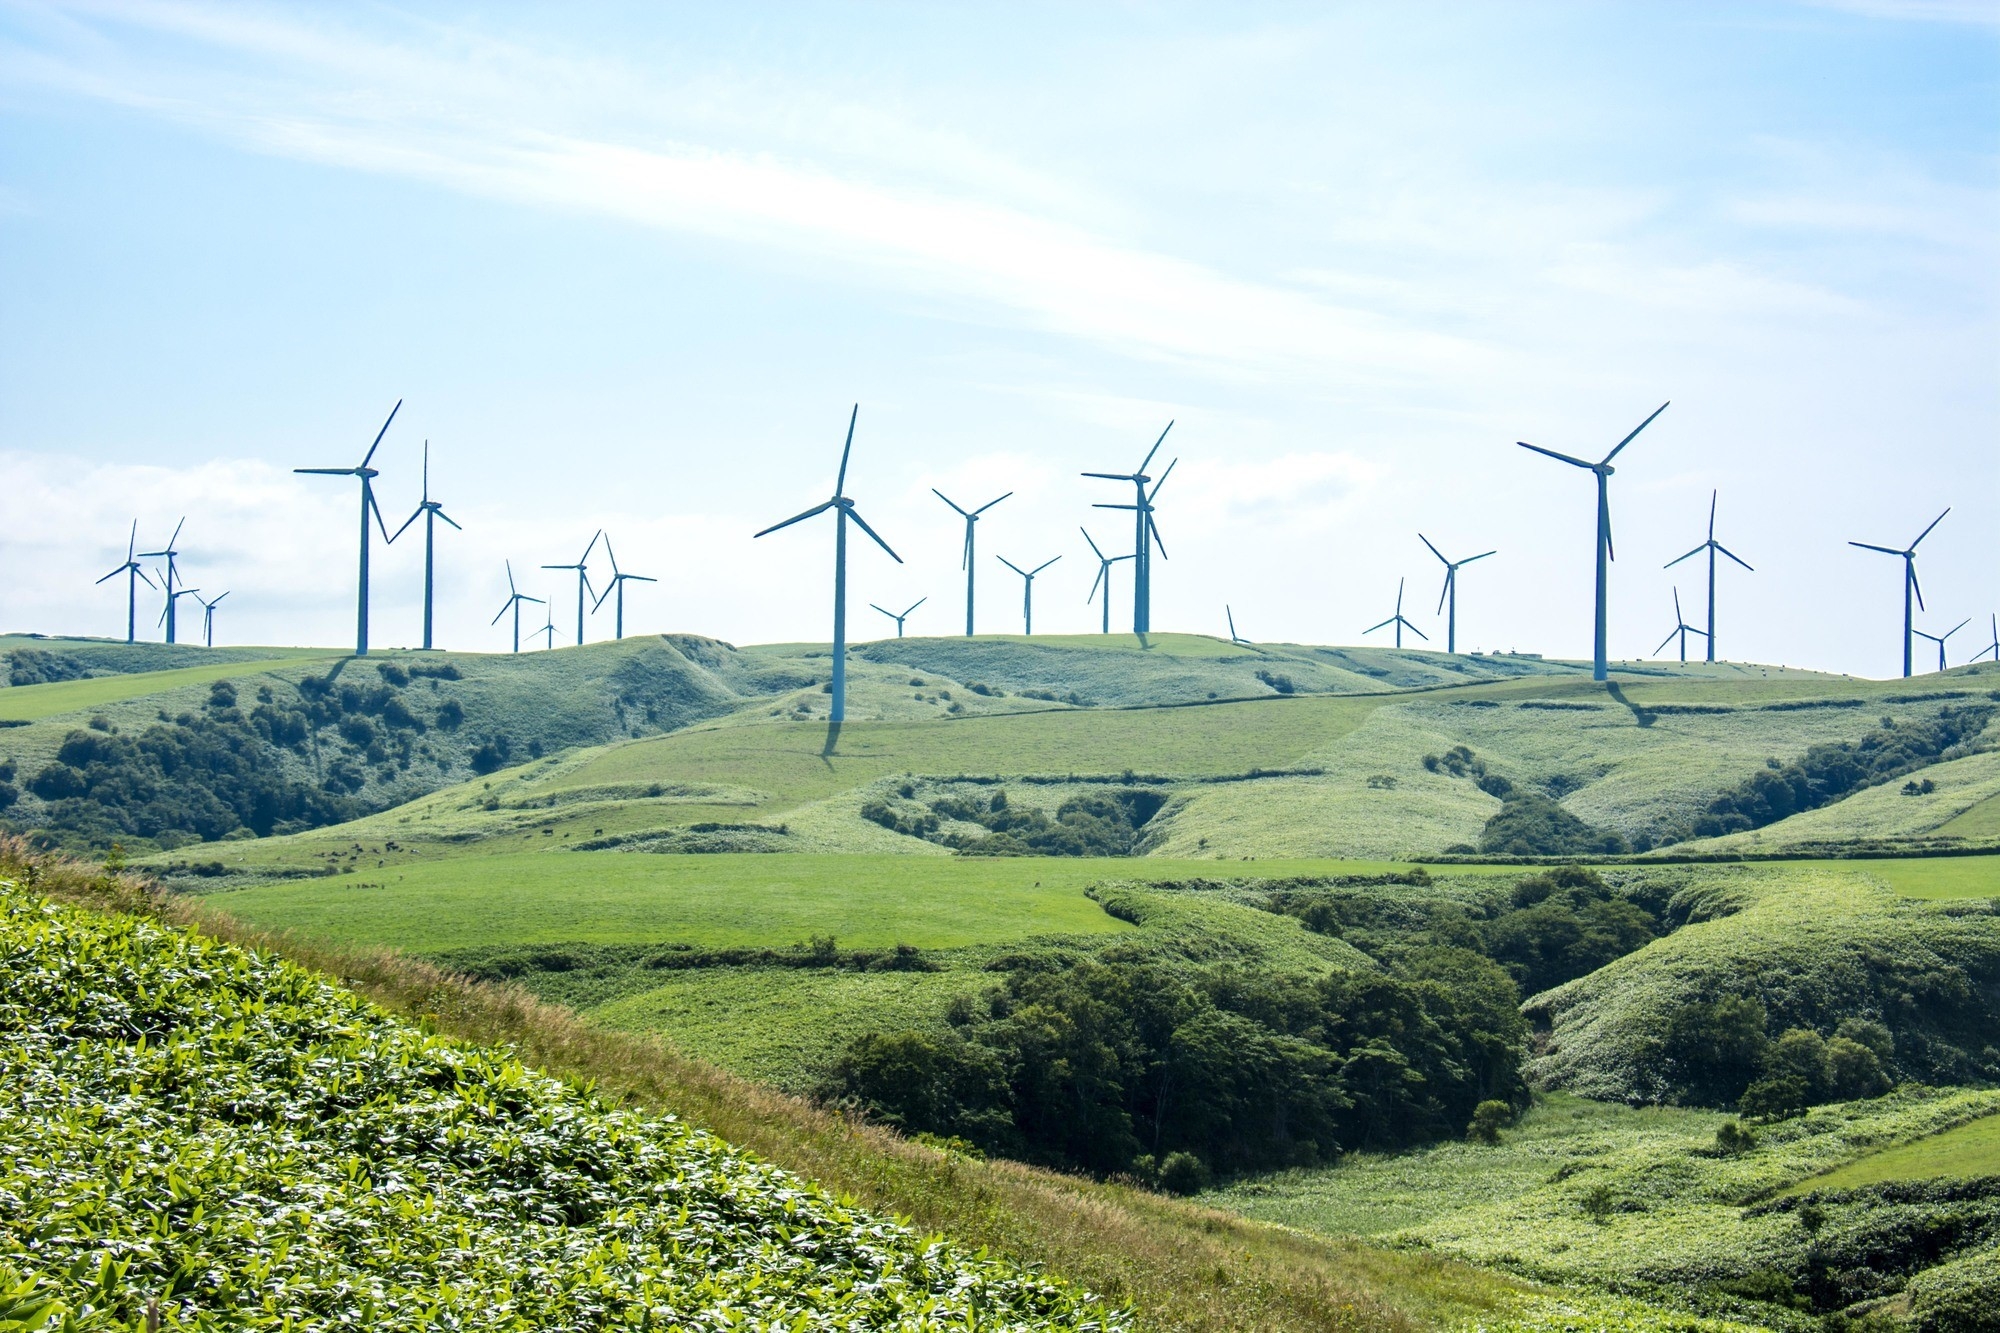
[1212,1087,2000,1325]
[0,859,1124,1331]
[1524,865,2000,1102]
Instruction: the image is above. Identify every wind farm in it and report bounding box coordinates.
[8,14,1997,1333]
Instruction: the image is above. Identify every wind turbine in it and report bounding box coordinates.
[158,580,202,643]
[542,530,602,648]
[1978,614,2000,664]
[389,441,462,651]
[870,597,926,638]
[1418,534,1495,655]
[194,592,229,648]
[1850,509,1949,679]
[1083,422,1175,634]
[933,489,1010,635]
[1913,618,1970,674]
[96,521,155,644]
[1226,606,1249,645]
[1652,588,1709,664]
[490,561,543,654]
[1365,578,1429,649]
[295,401,401,656]
[1663,490,1752,663]
[137,519,187,645]
[1080,529,1133,636]
[532,599,558,651]
[1518,401,1671,681]
[590,536,656,641]
[752,405,902,726]
[997,556,1061,635]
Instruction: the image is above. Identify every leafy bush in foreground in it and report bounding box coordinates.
[0,877,1124,1331]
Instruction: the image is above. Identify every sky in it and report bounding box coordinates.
[0,1,1995,676]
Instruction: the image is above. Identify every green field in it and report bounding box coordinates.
[1783,1109,2000,1194]
[0,649,339,720]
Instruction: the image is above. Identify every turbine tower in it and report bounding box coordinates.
[590,536,656,641]
[753,405,901,726]
[295,400,401,656]
[96,521,155,644]
[158,581,202,643]
[933,489,1010,636]
[1653,588,1708,664]
[997,556,1060,635]
[1083,422,1175,634]
[1978,614,2000,664]
[1850,509,1949,679]
[1664,490,1752,663]
[1081,529,1133,636]
[194,592,229,648]
[389,441,462,651]
[490,561,543,654]
[1226,606,1249,645]
[542,530,602,648]
[1418,534,1495,655]
[1913,618,1970,674]
[1365,578,1429,649]
[869,597,926,638]
[137,519,187,645]
[1517,401,1671,681]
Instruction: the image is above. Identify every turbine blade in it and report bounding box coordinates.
[1463,550,1496,564]
[1148,457,1177,501]
[1093,503,1138,511]
[973,492,1012,516]
[602,535,620,578]
[1654,627,1679,655]
[168,517,184,549]
[1911,564,1926,611]
[1080,527,1104,560]
[1715,543,1753,571]
[127,519,137,560]
[998,556,1027,577]
[1664,544,1704,569]
[932,489,972,518]
[1601,400,1669,464]
[753,499,836,538]
[1911,507,1950,549]
[435,507,464,531]
[846,505,902,562]
[1088,567,1104,602]
[630,575,658,583]
[961,528,972,571]
[580,528,603,565]
[390,507,424,543]
[361,399,403,467]
[869,603,893,618]
[1436,570,1451,616]
[493,601,513,625]
[505,559,517,594]
[834,404,858,497]
[1418,533,1447,565]
[368,484,391,542]
[903,597,926,616]
[136,567,155,589]
[1517,442,1594,468]
[1405,620,1429,641]
[1137,420,1173,475]
[1849,541,1903,556]
[95,567,123,585]
[1364,617,1394,634]
[1081,471,1139,481]
[294,467,356,475]
[1032,556,1061,575]
[1946,618,1970,639]
[1149,516,1168,560]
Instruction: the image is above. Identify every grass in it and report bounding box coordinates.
[17,840,1554,1333]
[1524,864,2000,1102]
[0,649,340,720]
[1856,853,2000,900]
[1780,1108,2000,1194]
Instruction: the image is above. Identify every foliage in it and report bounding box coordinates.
[0,871,1125,1330]
[1902,1244,2000,1333]
[6,648,91,686]
[1468,1100,1514,1144]
[1668,704,1994,842]
[1481,794,1629,856]
[827,947,1528,1181]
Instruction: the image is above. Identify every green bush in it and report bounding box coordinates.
[1157,1151,1209,1195]
[1480,794,1628,856]
[1467,1099,1513,1144]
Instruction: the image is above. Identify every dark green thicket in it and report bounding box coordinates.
[826,949,1527,1182]
[863,786,1168,856]
[6,648,91,686]
[1663,998,1900,1116]
[1667,703,1994,844]
[1267,866,1664,998]
[1480,795,1629,856]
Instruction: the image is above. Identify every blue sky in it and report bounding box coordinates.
[1,2,1995,673]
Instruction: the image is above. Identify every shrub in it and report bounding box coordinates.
[1714,1120,1758,1155]
[1479,794,1628,856]
[1157,1152,1209,1195]
[1467,1100,1512,1144]
[1662,996,1770,1106]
